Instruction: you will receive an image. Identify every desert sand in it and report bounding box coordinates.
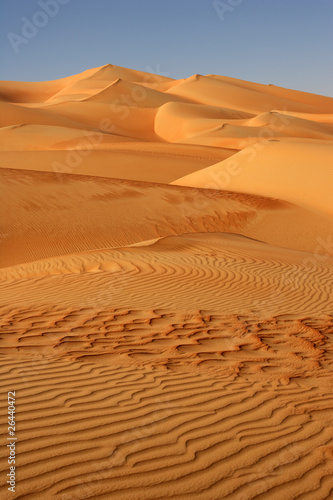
[0,64,332,499]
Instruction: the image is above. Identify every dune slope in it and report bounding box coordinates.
[0,64,332,500]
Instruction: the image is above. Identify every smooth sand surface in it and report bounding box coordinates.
[173,141,333,218]
[0,64,332,499]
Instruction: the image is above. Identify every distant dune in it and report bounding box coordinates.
[173,141,333,218]
[0,64,332,499]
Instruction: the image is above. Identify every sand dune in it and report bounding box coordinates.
[1,232,332,316]
[0,64,172,104]
[0,233,332,498]
[48,78,182,107]
[0,124,108,151]
[2,64,332,151]
[1,353,331,499]
[2,167,333,268]
[173,141,333,218]
[0,64,332,499]
[155,106,333,147]
[165,74,333,114]
[0,144,235,183]
[0,101,90,130]
[154,102,251,143]
[206,73,333,111]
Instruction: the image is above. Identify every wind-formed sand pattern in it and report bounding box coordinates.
[0,64,333,499]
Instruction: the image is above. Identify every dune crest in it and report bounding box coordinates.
[0,64,332,499]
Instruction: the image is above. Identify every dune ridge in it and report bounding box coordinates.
[1,63,333,184]
[0,64,332,499]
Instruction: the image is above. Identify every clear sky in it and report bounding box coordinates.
[0,0,332,96]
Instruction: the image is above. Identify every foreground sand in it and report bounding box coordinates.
[0,64,332,499]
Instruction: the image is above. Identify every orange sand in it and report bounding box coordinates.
[0,64,332,499]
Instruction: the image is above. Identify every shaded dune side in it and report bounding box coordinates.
[154,104,333,146]
[0,65,113,103]
[0,102,89,130]
[0,144,236,184]
[0,124,117,151]
[46,78,183,106]
[1,168,333,267]
[0,63,173,103]
[82,79,186,107]
[44,101,160,141]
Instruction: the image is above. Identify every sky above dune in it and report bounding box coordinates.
[0,0,332,97]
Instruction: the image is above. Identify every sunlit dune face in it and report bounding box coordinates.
[0,64,332,500]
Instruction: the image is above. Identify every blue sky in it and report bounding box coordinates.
[0,0,332,96]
